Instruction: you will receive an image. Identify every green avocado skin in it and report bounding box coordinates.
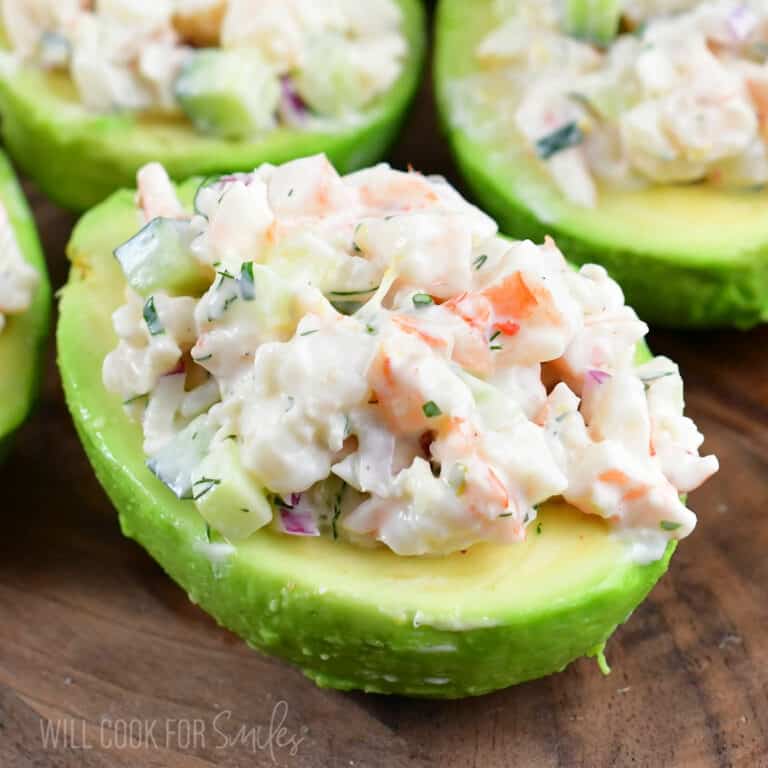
[434,0,768,329]
[0,151,50,457]
[58,182,672,699]
[0,0,425,212]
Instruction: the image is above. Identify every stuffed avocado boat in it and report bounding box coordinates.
[58,155,718,697]
[436,0,768,328]
[0,0,425,212]
[0,151,50,460]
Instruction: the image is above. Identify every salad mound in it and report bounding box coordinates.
[1,0,406,137]
[0,0,424,211]
[435,0,768,329]
[459,0,768,207]
[101,155,718,563]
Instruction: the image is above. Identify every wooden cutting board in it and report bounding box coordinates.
[2,47,767,768]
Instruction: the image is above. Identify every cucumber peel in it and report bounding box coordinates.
[564,0,622,45]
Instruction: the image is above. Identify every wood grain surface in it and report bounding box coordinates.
[2,24,768,768]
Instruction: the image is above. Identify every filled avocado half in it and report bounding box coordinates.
[0,150,50,460]
[0,0,425,212]
[58,156,718,697]
[435,0,768,328]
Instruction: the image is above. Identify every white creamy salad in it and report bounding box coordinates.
[1,0,406,136]
[470,0,768,206]
[103,155,718,562]
[0,201,37,334]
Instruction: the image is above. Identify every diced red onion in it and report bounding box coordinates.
[208,173,255,194]
[279,495,320,537]
[728,6,757,42]
[586,369,611,386]
[581,368,611,400]
[279,76,309,127]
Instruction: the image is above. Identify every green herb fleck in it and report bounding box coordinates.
[489,330,501,342]
[239,261,255,300]
[422,401,442,418]
[123,393,149,406]
[328,286,379,297]
[473,254,488,270]
[490,344,503,351]
[640,371,675,390]
[365,323,377,335]
[288,188,294,197]
[535,122,584,160]
[412,293,434,308]
[331,484,347,540]
[498,512,514,518]
[192,477,221,501]
[660,520,681,531]
[536,522,543,535]
[142,296,164,336]
[193,353,213,363]
[205,523,212,542]
[300,329,319,336]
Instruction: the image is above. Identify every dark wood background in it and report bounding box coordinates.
[2,18,767,768]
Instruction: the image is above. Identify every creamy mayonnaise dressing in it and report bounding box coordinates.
[1,0,406,125]
[0,200,37,334]
[467,0,768,206]
[103,155,718,562]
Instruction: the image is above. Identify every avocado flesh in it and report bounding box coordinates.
[0,151,50,459]
[58,181,673,698]
[0,0,425,212]
[435,0,768,329]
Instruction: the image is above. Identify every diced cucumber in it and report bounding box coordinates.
[175,49,280,139]
[192,440,272,541]
[147,414,217,499]
[563,0,622,45]
[115,217,211,298]
[205,262,296,337]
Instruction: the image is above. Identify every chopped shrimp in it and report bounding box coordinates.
[346,166,440,213]
[137,163,184,222]
[390,315,448,350]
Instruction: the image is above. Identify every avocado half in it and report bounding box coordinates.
[0,152,50,461]
[435,0,768,329]
[58,178,675,698]
[0,0,425,212]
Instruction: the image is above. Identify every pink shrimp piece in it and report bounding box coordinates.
[432,419,512,519]
[137,163,184,222]
[391,316,448,350]
[359,172,439,212]
[368,349,441,436]
[440,292,494,374]
[481,271,560,326]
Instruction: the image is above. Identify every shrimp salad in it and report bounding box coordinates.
[0,0,406,135]
[0,201,37,334]
[464,0,768,206]
[103,155,718,563]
